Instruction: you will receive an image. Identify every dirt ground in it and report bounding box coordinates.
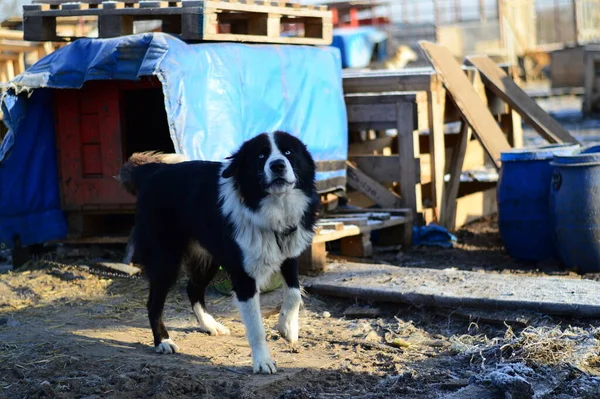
[1,215,599,399]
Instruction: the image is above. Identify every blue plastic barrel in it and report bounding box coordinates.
[497,143,580,262]
[550,144,600,273]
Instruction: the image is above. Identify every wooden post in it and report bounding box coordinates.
[298,242,327,275]
[497,0,505,49]
[427,79,446,222]
[440,120,472,231]
[454,0,461,23]
[554,0,561,43]
[479,0,486,22]
[401,0,408,24]
[572,0,579,45]
[396,102,420,216]
[433,0,440,42]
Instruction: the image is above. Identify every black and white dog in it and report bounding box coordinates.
[117,131,319,374]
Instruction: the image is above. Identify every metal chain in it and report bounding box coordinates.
[35,258,231,285]
[36,258,144,280]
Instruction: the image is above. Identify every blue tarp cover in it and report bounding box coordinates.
[0,32,347,248]
[331,27,388,69]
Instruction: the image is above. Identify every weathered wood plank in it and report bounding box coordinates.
[466,55,579,144]
[346,161,402,209]
[95,262,142,276]
[348,155,403,183]
[419,41,511,168]
[440,120,473,230]
[304,262,600,317]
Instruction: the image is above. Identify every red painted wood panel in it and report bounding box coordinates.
[54,80,141,210]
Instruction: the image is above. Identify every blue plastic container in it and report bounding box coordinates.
[497,143,580,262]
[550,144,600,273]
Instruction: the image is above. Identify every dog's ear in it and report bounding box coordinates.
[221,154,238,178]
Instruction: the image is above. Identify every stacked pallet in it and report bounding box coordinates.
[300,208,411,274]
[23,0,333,45]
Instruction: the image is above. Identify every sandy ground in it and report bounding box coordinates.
[1,216,599,399]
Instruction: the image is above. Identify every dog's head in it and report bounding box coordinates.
[221,131,316,200]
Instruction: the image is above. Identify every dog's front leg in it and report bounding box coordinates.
[234,275,276,374]
[277,258,302,343]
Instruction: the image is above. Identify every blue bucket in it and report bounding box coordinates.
[550,144,600,273]
[497,143,580,262]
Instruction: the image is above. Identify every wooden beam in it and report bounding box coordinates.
[348,136,395,155]
[440,120,472,230]
[419,41,511,169]
[348,155,404,183]
[396,101,420,214]
[466,55,579,144]
[346,161,402,209]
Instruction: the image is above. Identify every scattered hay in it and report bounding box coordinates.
[450,323,600,369]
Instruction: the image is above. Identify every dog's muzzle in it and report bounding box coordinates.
[266,159,295,192]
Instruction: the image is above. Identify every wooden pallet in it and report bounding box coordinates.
[299,208,413,275]
[23,0,333,45]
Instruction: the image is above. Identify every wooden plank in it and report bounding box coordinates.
[346,161,402,209]
[359,215,406,233]
[332,208,412,216]
[396,101,420,214]
[348,137,395,155]
[313,225,361,243]
[342,69,438,94]
[315,221,344,231]
[348,155,402,183]
[95,261,142,276]
[466,55,579,144]
[439,69,482,230]
[304,262,600,317]
[426,83,446,219]
[318,217,369,226]
[419,41,511,168]
[440,120,472,230]
[324,212,391,221]
[454,187,497,228]
[0,29,24,40]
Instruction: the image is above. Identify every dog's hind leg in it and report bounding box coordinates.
[147,278,179,354]
[277,257,302,344]
[186,259,230,336]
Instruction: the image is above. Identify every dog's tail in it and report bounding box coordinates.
[117,151,189,196]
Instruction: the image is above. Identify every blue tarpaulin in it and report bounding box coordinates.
[331,27,388,69]
[0,32,348,249]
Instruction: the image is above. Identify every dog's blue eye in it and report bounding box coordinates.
[284,150,291,155]
[259,154,265,159]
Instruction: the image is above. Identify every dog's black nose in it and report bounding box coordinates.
[270,159,286,174]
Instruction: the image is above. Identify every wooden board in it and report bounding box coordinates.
[304,262,600,317]
[466,55,579,144]
[419,41,511,168]
[345,161,402,209]
[440,120,473,230]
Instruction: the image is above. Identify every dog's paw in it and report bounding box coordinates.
[202,322,231,336]
[277,314,299,344]
[253,355,277,374]
[198,313,231,336]
[155,339,179,354]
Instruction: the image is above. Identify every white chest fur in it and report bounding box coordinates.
[219,176,314,288]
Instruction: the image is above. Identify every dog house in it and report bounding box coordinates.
[0,33,347,248]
